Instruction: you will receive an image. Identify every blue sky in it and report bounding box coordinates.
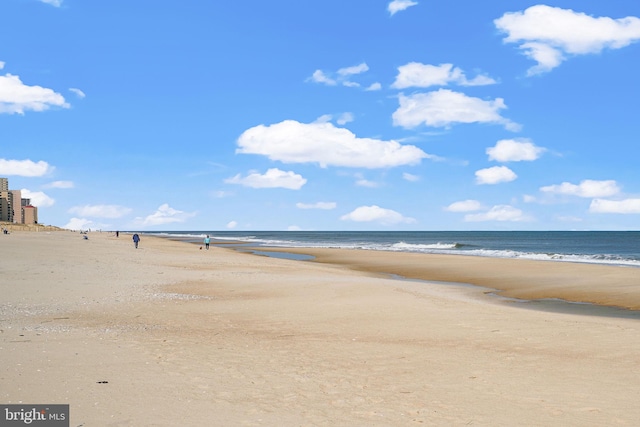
[1,0,639,231]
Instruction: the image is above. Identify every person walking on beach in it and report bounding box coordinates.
[132,233,140,249]
[204,235,211,250]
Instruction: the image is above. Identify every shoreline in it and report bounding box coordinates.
[244,246,640,311]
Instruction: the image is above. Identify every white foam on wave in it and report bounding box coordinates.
[391,241,459,251]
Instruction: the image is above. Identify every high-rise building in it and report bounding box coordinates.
[0,178,38,225]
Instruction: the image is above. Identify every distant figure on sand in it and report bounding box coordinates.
[116,231,119,238]
[132,233,140,249]
[204,235,211,250]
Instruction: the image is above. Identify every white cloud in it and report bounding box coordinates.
[464,205,528,222]
[64,217,94,231]
[402,172,420,182]
[68,204,132,218]
[309,70,337,86]
[40,0,62,6]
[337,63,369,76]
[391,63,497,89]
[0,158,54,177]
[341,205,416,225]
[287,225,302,231]
[69,88,85,99]
[43,180,74,189]
[225,168,307,190]
[236,120,431,168]
[517,42,565,75]
[365,82,382,91]
[313,114,332,124]
[540,180,620,198]
[296,202,337,210]
[393,89,520,131]
[589,198,640,214]
[445,199,483,212]
[342,81,361,88]
[487,138,546,162]
[21,189,55,207]
[226,220,238,229]
[0,62,5,70]
[308,63,371,88]
[355,178,379,188]
[388,0,418,16]
[336,112,354,125]
[0,73,69,114]
[475,166,517,184]
[495,5,640,75]
[316,112,353,126]
[134,204,196,227]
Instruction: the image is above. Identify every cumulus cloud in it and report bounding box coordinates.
[475,166,517,184]
[134,204,196,227]
[236,120,431,168]
[21,189,55,207]
[393,89,520,131]
[495,5,640,75]
[487,138,546,162]
[540,180,620,198]
[0,159,54,177]
[43,180,74,189]
[391,63,497,89]
[445,200,483,212]
[226,220,238,229]
[341,205,416,225]
[589,198,640,214]
[464,205,528,222]
[225,168,307,190]
[296,202,337,210]
[0,73,69,114]
[68,204,132,218]
[308,63,372,88]
[388,0,418,16]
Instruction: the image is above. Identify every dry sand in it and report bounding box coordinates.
[1,231,640,426]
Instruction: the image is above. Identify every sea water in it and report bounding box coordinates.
[149,230,640,267]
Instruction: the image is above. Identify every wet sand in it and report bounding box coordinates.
[254,246,640,310]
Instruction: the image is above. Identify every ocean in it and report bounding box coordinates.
[149,230,640,268]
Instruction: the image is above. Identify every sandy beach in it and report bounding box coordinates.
[2,231,640,426]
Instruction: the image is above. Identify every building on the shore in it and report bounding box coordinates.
[0,178,38,225]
